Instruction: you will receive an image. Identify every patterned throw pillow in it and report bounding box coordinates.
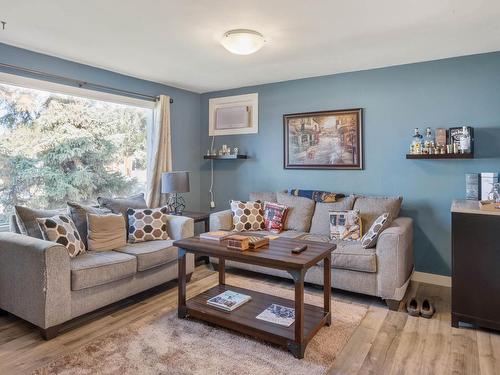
[127,206,170,243]
[263,202,289,233]
[230,200,264,232]
[361,212,391,248]
[37,214,86,257]
[288,189,344,203]
[329,210,363,241]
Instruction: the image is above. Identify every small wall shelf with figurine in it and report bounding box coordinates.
[203,154,248,160]
[406,153,474,160]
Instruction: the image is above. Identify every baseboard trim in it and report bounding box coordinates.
[412,271,451,287]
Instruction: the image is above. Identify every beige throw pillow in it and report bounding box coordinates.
[329,210,363,241]
[87,213,126,251]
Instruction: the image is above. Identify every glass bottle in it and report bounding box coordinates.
[459,126,471,153]
[423,127,435,153]
[411,128,423,154]
[488,182,500,203]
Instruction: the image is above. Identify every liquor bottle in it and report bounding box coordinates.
[411,128,423,154]
[459,126,471,153]
[423,127,435,153]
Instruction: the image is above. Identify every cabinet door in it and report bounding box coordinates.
[452,212,500,322]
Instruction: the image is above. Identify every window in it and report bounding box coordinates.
[0,78,153,226]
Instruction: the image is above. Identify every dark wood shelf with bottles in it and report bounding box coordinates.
[203,154,248,160]
[406,153,474,160]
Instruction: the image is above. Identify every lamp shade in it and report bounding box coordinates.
[161,171,190,194]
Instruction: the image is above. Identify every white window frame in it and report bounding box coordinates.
[0,72,155,109]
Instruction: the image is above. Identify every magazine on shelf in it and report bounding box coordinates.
[256,304,295,327]
[207,290,252,312]
[199,231,231,241]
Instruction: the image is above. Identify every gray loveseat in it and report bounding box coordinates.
[210,192,413,310]
[0,214,194,339]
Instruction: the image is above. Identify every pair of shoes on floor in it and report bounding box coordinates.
[406,298,435,318]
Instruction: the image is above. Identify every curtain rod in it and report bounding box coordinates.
[0,62,173,103]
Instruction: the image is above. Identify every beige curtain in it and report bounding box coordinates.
[146,95,172,208]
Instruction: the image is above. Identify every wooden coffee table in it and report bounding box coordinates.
[174,236,335,358]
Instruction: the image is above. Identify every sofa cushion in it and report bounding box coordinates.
[67,202,109,248]
[114,239,177,271]
[97,193,148,231]
[249,192,277,203]
[295,234,376,273]
[14,206,65,239]
[276,192,315,232]
[309,195,356,235]
[353,196,403,230]
[87,213,127,251]
[70,251,137,291]
[332,241,377,273]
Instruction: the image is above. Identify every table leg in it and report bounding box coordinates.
[204,218,210,232]
[178,248,187,318]
[219,258,226,285]
[287,269,305,359]
[324,254,332,326]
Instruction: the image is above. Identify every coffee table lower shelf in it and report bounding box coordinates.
[181,284,330,351]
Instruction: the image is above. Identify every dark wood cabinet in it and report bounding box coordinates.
[451,200,500,331]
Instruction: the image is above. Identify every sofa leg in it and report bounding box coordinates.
[40,324,61,340]
[210,262,219,272]
[384,299,401,311]
[186,273,193,283]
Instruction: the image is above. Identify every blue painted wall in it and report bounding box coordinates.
[0,42,202,210]
[200,52,500,276]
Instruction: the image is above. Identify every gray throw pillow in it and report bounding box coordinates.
[14,206,66,239]
[97,193,147,217]
[276,192,315,232]
[67,202,110,248]
[353,196,402,230]
[309,195,356,235]
[361,212,392,248]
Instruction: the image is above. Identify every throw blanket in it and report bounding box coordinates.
[288,189,344,203]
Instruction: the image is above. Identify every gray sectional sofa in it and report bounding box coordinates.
[210,192,414,309]
[0,214,194,339]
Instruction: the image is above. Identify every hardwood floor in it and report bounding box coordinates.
[0,264,498,374]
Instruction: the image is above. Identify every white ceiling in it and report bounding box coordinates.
[1,0,500,93]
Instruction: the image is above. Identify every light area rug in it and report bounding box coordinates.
[34,274,367,375]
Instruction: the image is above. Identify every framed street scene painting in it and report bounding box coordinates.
[283,108,363,169]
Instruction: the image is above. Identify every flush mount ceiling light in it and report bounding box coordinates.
[220,29,265,55]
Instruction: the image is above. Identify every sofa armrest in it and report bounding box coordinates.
[375,217,414,300]
[0,233,71,329]
[167,215,194,240]
[210,210,232,231]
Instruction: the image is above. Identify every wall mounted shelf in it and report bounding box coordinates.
[406,153,474,160]
[203,155,248,160]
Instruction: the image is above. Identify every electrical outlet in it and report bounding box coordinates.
[210,200,216,208]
